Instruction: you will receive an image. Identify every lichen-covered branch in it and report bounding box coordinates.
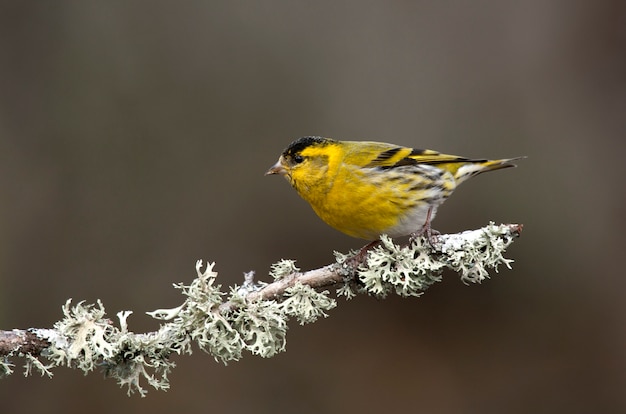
[0,222,522,396]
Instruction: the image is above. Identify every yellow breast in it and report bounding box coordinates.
[295,163,454,239]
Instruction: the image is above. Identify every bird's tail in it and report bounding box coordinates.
[454,156,525,185]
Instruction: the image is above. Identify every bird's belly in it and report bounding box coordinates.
[383,204,436,238]
[299,165,454,240]
[311,183,441,240]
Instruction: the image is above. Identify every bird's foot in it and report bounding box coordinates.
[343,240,381,269]
[409,225,441,248]
[409,206,441,248]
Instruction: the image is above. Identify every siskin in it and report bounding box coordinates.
[266,136,523,241]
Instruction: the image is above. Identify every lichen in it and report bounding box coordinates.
[0,358,14,378]
[441,222,517,284]
[1,223,520,396]
[49,300,116,371]
[343,223,519,298]
[281,283,336,325]
[358,235,444,298]
[270,259,300,280]
[231,299,287,358]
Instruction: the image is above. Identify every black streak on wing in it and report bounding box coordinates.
[372,147,402,163]
[378,147,477,170]
[410,148,474,164]
[378,156,418,170]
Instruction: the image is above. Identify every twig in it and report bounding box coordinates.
[0,222,523,395]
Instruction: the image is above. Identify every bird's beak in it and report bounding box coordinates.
[265,159,287,176]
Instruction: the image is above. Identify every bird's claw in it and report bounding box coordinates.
[343,240,381,269]
[409,226,441,249]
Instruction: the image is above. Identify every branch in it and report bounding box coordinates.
[0,222,522,396]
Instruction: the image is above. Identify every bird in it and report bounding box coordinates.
[266,136,522,243]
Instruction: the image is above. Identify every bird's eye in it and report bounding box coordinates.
[293,155,304,164]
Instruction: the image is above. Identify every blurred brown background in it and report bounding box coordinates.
[1,1,625,413]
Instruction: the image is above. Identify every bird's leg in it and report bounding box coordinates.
[344,239,381,268]
[409,207,440,247]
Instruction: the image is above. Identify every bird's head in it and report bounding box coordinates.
[266,136,337,183]
[266,136,343,200]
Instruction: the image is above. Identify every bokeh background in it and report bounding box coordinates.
[1,1,625,413]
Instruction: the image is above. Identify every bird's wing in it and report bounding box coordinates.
[346,142,472,169]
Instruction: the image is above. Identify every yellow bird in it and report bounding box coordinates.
[266,136,522,241]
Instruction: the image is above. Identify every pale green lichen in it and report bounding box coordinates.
[23,353,53,378]
[0,358,14,377]
[197,312,244,362]
[231,299,287,357]
[270,259,300,280]
[281,283,336,325]
[43,299,177,396]
[47,300,116,371]
[152,261,244,364]
[441,222,516,284]
[348,222,519,298]
[335,282,358,300]
[1,223,520,396]
[357,235,444,298]
[333,250,364,299]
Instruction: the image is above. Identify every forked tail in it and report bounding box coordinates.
[454,156,525,184]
